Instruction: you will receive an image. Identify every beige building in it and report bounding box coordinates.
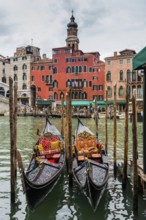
[104,49,143,111]
[10,45,40,105]
[0,55,10,97]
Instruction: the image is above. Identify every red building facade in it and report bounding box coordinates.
[30,13,105,108]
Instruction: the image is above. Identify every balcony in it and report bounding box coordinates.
[46,80,53,85]
[71,85,83,91]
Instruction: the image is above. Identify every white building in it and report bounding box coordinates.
[0,55,10,97]
[10,45,40,105]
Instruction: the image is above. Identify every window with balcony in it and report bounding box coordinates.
[92,85,98,90]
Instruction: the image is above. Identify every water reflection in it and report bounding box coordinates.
[0,116,145,220]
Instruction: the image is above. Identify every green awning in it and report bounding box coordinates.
[64,100,106,106]
[107,100,126,105]
[133,46,146,70]
[92,100,105,107]
[72,100,92,106]
[36,100,52,105]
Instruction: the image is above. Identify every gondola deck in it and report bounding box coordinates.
[72,119,109,210]
[18,118,65,210]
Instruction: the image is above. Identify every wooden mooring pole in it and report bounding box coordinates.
[105,90,108,154]
[122,83,129,188]
[9,77,17,203]
[61,95,64,137]
[132,89,138,211]
[94,96,98,138]
[65,88,73,184]
[113,83,117,178]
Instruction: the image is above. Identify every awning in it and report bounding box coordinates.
[92,100,105,107]
[63,100,92,106]
[72,100,92,106]
[36,100,52,105]
[133,46,146,70]
[107,100,126,105]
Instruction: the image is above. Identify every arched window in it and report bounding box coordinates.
[54,92,58,100]
[66,66,71,73]
[53,80,58,88]
[14,74,18,81]
[119,70,123,81]
[2,76,6,83]
[83,80,86,87]
[60,92,64,99]
[83,92,87,99]
[72,66,74,73]
[107,86,112,97]
[84,66,87,72]
[75,66,78,74]
[119,86,124,97]
[106,71,112,81]
[13,65,18,71]
[127,70,131,82]
[22,64,27,70]
[66,80,71,87]
[6,90,9,97]
[79,92,82,99]
[0,87,5,96]
[132,71,136,81]
[22,83,27,90]
[53,67,57,74]
[23,73,27,80]
[79,66,82,72]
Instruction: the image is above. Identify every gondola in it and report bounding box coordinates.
[17,118,65,210]
[72,119,109,211]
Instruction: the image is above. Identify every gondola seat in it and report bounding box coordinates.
[78,155,85,161]
[91,153,101,158]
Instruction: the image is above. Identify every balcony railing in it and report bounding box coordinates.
[46,80,53,85]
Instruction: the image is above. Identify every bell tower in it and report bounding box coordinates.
[66,11,79,51]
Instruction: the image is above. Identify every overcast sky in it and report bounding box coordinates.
[0,0,146,60]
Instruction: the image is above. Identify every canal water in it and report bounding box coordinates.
[0,116,145,220]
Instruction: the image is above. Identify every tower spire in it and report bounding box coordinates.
[66,11,79,51]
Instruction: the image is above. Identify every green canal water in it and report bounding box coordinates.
[0,116,145,220]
